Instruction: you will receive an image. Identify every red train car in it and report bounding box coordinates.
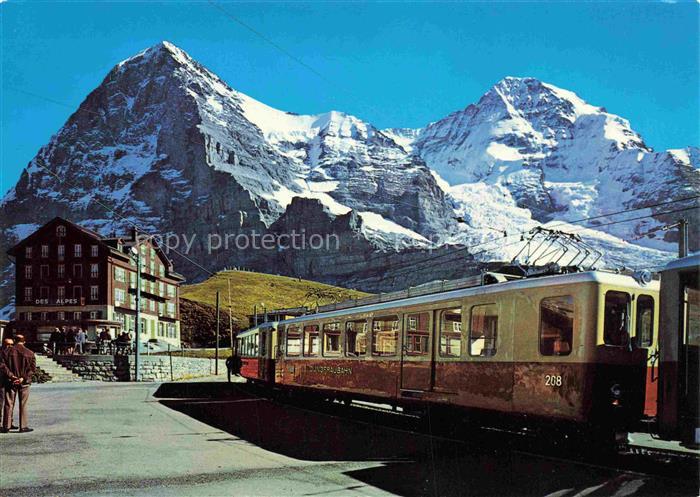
[237,270,661,440]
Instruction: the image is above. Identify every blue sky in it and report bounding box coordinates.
[1,1,698,195]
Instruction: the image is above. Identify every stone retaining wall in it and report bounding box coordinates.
[55,355,228,382]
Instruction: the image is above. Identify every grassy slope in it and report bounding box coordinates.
[181,270,371,327]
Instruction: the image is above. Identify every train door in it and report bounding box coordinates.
[400,311,433,391]
[679,275,699,442]
[258,326,275,383]
[635,294,659,417]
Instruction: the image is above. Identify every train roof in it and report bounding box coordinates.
[662,254,700,273]
[266,270,658,328]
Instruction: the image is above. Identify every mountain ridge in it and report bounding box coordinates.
[1,41,697,309]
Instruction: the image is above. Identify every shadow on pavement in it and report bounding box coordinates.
[154,382,699,497]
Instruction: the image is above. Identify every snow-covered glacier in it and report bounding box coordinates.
[1,41,697,299]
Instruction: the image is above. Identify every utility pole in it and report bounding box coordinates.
[133,245,141,382]
[678,218,689,258]
[215,291,220,375]
[227,279,234,354]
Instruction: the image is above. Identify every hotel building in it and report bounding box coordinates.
[7,217,184,347]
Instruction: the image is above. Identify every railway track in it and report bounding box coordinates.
[232,382,699,485]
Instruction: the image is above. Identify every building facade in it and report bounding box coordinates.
[7,217,184,347]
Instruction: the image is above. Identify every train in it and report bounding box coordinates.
[235,256,699,446]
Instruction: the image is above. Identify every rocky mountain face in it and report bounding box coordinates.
[1,42,698,307]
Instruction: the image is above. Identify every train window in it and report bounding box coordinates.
[286,325,301,357]
[346,320,368,357]
[323,322,342,356]
[303,325,320,356]
[636,295,655,348]
[540,296,574,356]
[372,316,399,356]
[406,313,430,356]
[439,308,462,357]
[604,291,630,346]
[469,304,498,357]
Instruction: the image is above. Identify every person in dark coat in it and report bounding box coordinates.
[49,328,60,356]
[0,338,17,431]
[0,335,36,433]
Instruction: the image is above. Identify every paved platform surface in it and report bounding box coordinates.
[0,380,697,496]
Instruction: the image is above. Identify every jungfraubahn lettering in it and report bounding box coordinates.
[306,365,353,375]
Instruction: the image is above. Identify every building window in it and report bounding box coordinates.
[91,245,99,257]
[285,325,301,357]
[56,225,66,237]
[406,312,430,356]
[322,322,342,356]
[345,320,367,357]
[73,286,82,299]
[158,322,165,337]
[74,311,82,321]
[372,316,399,356]
[469,304,498,357]
[57,311,65,321]
[129,271,136,288]
[159,265,165,278]
[40,265,49,278]
[439,308,462,357]
[40,312,47,321]
[24,287,32,303]
[57,264,65,279]
[24,265,32,280]
[114,267,126,283]
[158,302,164,316]
[604,291,630,346]
[129,294,136,309]
[166,302,175,317]
[540,296,574,356]
[90,285,99,301]
[26,312,32,322]
[149,260,155,275]
[149,299,155,312]
[40,286,49,299]
[57,286,65,299]
[636,295,655,348]
[73,264,83,278]
[168,323,176,338]
[57,244,65,260]
[25,246,32,259]
[90,311,99,319]
[90,263,99,278]
[167,284,175,297]
[74,244,82,257]
[41,245,49,258]
[159,281,165,296]
[114,288,126,305]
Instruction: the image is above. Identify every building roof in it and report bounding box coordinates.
[7,217,109,256]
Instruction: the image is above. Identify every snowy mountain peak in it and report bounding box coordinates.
[0,42,697,305]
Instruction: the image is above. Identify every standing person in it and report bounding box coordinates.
[49,328,60,356]
[75,328,86,355]
[66,327,76,355]
[0,335,36,433]
[58,327,68,355]
[0,338,17,431]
